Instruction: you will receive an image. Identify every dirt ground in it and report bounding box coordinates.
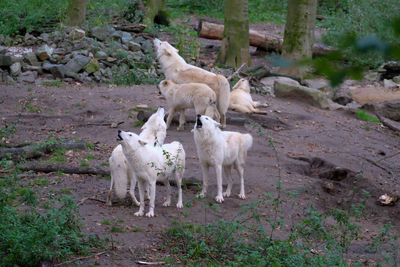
[1,76,399,265]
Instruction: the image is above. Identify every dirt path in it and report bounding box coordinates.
[1,82,399,265]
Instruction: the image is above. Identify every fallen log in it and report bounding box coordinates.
[376,113,400,134]
[19,162,110,176]
[114,23,146,33]
[198,20,336,57]
[136,110,246,126]
[19,162,200,187]
[0,140,87,160]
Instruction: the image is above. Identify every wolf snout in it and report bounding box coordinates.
[117,130,123,141]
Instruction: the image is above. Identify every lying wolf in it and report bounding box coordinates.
[230,78,268,114]
[158,79,220,131]
[107,107,166,206]
[154,38,230,128]
[118,130,185,217]
[193,114,253,203]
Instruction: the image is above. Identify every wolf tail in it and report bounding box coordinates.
[216,74,231,117]
[243,133,253,151]
[205,102,221,122]
[109,145,129,199]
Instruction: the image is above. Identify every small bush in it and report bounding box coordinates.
[356,110,380,123]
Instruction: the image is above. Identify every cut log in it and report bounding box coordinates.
[0,140,87,160]
[136,110,246,126]
[19,162,200,187]
[376,113,400,134]
[198,20,335,57]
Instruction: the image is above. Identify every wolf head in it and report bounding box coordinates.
[153,38,179,58]
[194,114,221,131]
[141,107,167,145]
[118,130,148,149]
[232,78,250,93]
[158,80,174,96]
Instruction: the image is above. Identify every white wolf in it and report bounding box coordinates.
[107,107,166,206]
[153,38,230,128]
[192,114,253,203]
[230,78,268,114]
[158,79,220,131]
[118,130,185,217]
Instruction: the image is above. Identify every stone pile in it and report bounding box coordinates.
[0,25,158,84]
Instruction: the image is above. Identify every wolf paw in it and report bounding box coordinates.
[145,211,154,217]
[177,126,184,131]
[176,202,183,208]
[197,192,206,199]
[162,200,171,207]
[215,195,224,203]
[134,211,144,217]
[238,193,246,200]
[223,191,231,197]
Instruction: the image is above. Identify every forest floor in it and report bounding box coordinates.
[1,25,400,265]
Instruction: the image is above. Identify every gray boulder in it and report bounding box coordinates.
[90,25,116,41]
[383,79,398,88]
[274,80,339,110]
[24,52,39,66]
[0,46,7,54]
[128,41,141,52]
[36,45,54,61]
[363,100,400,122]
[10,62,21,76]
[64,55,90,74]
[18,71,36,83]
[260,76,300,96]
[43,63,66,79]
[0,55,12,66]
[393,75,400,84]
[95,51,108,59]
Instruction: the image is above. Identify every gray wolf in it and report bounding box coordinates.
[230,78,268,114]
[153,38,230,128]
[118,130,185,217]
[107,107,166,206]
[192,114,253,203]
[158,79,220,131]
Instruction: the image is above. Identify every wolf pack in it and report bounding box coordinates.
[107,39,268,217]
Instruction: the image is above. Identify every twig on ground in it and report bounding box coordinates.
[78,196,107,206]
[227,63,247,81]
[54,251,108,266]
[137,260,166,265]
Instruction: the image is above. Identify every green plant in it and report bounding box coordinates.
[0,124,16,143]
[80,161,89,167]
[40,80,65,87]
[356,109,380,123]
[134,120,145,127]
[85,154,97,160]
[86,142,95,150]
[110,225,124,233]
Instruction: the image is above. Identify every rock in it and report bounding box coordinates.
[84,58,100,74]
[141,39,153,52]
[121,32,133,44]
[274,80,336,109]
[95,51,108,59]
[303,79,329,91]
[43,63,66,79]
[128,41,141,52]
[364,71,380,81]
[90,25,116,41]
[363,100,400,122]
[70,28,85,40]
[393,75,400,84]
[106,57,117,63]
[93,70,102,81]
[22,65,42,74]
[0,46,7,54]
[260,76,300,95]
[38,33,50,42]
[380,61,400,80]
[24,33,37,46]
[24,52,39,66]
[383,79,398,88]
[36,45,53,61]
[64,55,90,74]
[333,85,353,105]
[0,55,12,66]
[10,62,21,76]
[18,71,36,83]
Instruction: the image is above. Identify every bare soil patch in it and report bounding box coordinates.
[1,80,399,265]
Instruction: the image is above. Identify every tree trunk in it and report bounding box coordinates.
[282,0,318,60]
[65,0,88,27]
[145,0,169,26]
[198,21,335,56]
[216,0,251,68]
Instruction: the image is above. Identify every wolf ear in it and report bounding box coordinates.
[214,121,222,128]
[138,139,148,146]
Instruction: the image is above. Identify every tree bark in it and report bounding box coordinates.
[216,0,251,68]
[198,21,335,56]
[65,0,88,27]
[145,0,169,26]
[282,0,318,60]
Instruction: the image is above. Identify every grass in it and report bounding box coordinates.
[356,109,380,123]
[40,80,65,87]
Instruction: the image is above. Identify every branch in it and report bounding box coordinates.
[54,251,108,266]
[227,63,247,81]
